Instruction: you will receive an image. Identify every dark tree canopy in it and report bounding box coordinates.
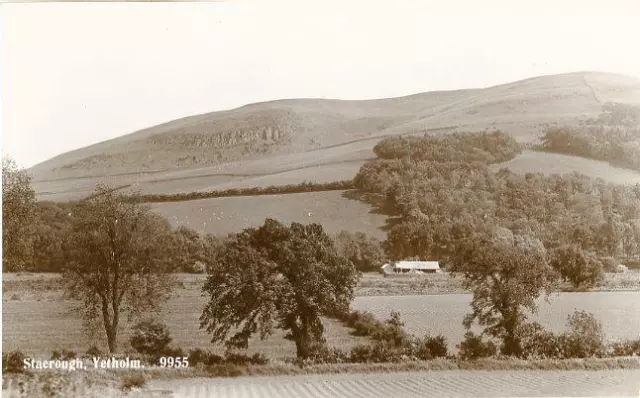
[334,230,386,272]
[2,157,37,271]
[63,185,177,353]
[200,218,359,359]
[549,245,604,289]
[355,132,640,269]
[449,228,557,357]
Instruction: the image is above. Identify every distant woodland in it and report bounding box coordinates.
[536,103,640,171]
[355,130,640,285]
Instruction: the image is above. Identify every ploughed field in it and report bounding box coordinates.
[3,274,640,357]
[148,369,640,398]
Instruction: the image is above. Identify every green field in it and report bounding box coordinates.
[1,274,366,360]
[150,190,389,239]
[494,150,640,185]
[4,273,640,358]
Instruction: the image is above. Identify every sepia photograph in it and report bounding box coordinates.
[2,1,640,396]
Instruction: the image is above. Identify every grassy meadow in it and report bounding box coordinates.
[494,150,640,185]
[4,272,640,358]
[150,190,389,239]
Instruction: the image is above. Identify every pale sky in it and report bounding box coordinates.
[2,0,640,168]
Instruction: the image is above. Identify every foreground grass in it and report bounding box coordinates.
[138,357,640,380]
[5,356,639,394]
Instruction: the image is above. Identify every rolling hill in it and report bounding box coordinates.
[30,71,640,202]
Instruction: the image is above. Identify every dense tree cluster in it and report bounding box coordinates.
[355,130,640,354]
[372,131,521,163]
[4,199,217,274]
[538,125,640,171]
[356,132,640,274]
[333,230,386,272]
[537,103,640,171]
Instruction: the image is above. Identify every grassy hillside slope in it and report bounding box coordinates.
[29,72,640,201]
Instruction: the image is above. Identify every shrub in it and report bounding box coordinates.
[188,348,223,366]
[412,334,448,360]
[371,324,411,348]
[51,349,75,360]
[62,349,76,360]
[305,346,349,365]
[558,311,606,358]
[349,344,374,363]
[349,342,404,363]
[129,320,172,356]
[161,346,185,358]
[205,364,244,377]
[120,373,146,391]
[85,345,102,357]
[457,332,498,360]
[516,322,561,359]
[346,311,384,337]
[224,352,268,366]
[386,311,404,327]
[609,338,640,357]
[2,350,26,373]
[342,310,412,348]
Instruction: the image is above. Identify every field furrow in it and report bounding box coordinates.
[148,369,640,397]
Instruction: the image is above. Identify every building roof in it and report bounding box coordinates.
[382,261,440,270]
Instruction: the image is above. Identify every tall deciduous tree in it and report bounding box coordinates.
[334,230,385,272]
[2,157,37,271]
[200,218,359,359]
[449,228,557,357]
[63,184,176,353]
[549,245,603,289]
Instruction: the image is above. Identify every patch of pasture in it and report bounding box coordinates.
[493,150,640,185]
[150,190,388,239]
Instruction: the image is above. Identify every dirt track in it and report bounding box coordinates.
[148,369,640,397]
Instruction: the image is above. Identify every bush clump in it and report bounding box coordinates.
[609,338,640,357]
[224,351,269,366]
[2,350,26,373]
[51,349,77,360]
[129,320,172,357]
[412,334,448,360]
[188,348,224,366]
[120,373,146,391]
[516,322,562,359]
[457,332,498,360]
[85,345,102,357]
[557,310,606,358]
[349,342,405,363]
[340,310,412,348]
[304,346,349,365]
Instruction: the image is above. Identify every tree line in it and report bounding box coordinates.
[357,131,640,284]
[535,102,640,171]
[113,180,355,203]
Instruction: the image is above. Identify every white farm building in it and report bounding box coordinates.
[381,261,441,275]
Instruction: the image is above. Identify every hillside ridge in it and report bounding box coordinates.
[27,71,640,201]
